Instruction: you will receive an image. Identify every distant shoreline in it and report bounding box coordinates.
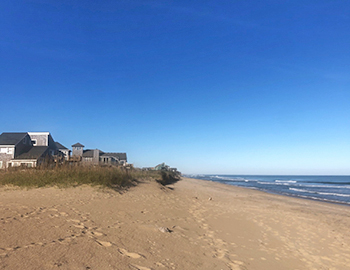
[185,174,350,207]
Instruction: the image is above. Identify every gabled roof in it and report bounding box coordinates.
[56,142,68,150]
[15,146,48,160]
[72,142,84,147]
[102,152,127,161]
[0,132,28,145]
[82,149,104,158]
[155,163,169,169]
[28,132,50,136]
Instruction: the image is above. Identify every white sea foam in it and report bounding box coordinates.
[258,181,295,186]
[275,180,297,183]
[289,188,350,197]
[303,184,350,189]
[211,176,245,181]
[257,181,276,185]
[289,188,316,194]
[290,194,350,205]
[317,192,350,197]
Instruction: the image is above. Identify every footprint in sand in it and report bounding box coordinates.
[96,240,112,247]
[118,248,143,259]
[73,224,85,229]
[89,231,103,237]
[69,219,81,223]
[229,260,245,270]
[129,265,152,270]
[215,249,227,259]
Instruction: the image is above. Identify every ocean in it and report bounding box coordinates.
[185,174,350,205]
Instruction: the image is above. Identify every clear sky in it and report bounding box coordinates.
[1,1,349,175]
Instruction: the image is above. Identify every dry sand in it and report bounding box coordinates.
[1,177,350,270]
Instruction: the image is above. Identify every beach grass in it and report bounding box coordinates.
[157,170,181,185]
[0,166,178,189]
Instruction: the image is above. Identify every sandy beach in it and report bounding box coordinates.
[1,177,350,270]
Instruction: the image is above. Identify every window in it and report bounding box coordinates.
[0,148,13,154]
[18,162,33,168]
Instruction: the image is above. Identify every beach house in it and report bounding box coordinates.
[0,132,128,169]
[71,143,127,166]
[154,163,170,171]
[55,142,71,161]
[0,132,59,169]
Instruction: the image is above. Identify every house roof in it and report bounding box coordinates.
[0,132,28,145]
[72,142,84,147]
[102,152,127,161]
[28,132,50,136]
[55,142,68,150]
[15,146,48,160]
[82,149,104,158]
[155,163,169,168]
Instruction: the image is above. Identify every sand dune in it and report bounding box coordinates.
[1,177,350,269]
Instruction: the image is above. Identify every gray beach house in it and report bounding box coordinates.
[0,132,59,169]
[0,132,127,169]
[71,143,127,166]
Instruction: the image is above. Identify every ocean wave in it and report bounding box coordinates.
[258,181,297,186]
[289,188,350,197]
[302,184,350,189]
[283,193,350,205]
[275,180,297,183]
[211,175,246,181]
[304,181,350,185]
[257,181,277,185]
[289,188,317,193]
[317,192,350,197]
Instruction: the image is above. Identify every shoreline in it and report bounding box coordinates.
[186,174,350,207]
[182,176,350,208]
[197,177,350,207]
[1,177,350,269]
[187,176,350,212]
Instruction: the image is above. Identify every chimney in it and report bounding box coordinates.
[93,149,100,165]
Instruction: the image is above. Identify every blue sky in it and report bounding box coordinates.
[1,1,349,174]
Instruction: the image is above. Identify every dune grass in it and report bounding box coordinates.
[0,166,168,189]
[157,170,181,186]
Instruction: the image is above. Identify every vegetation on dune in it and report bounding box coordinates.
[157,170,181,186]
[0,165,181,189]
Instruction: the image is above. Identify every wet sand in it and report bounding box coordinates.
[1,177,350,269]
